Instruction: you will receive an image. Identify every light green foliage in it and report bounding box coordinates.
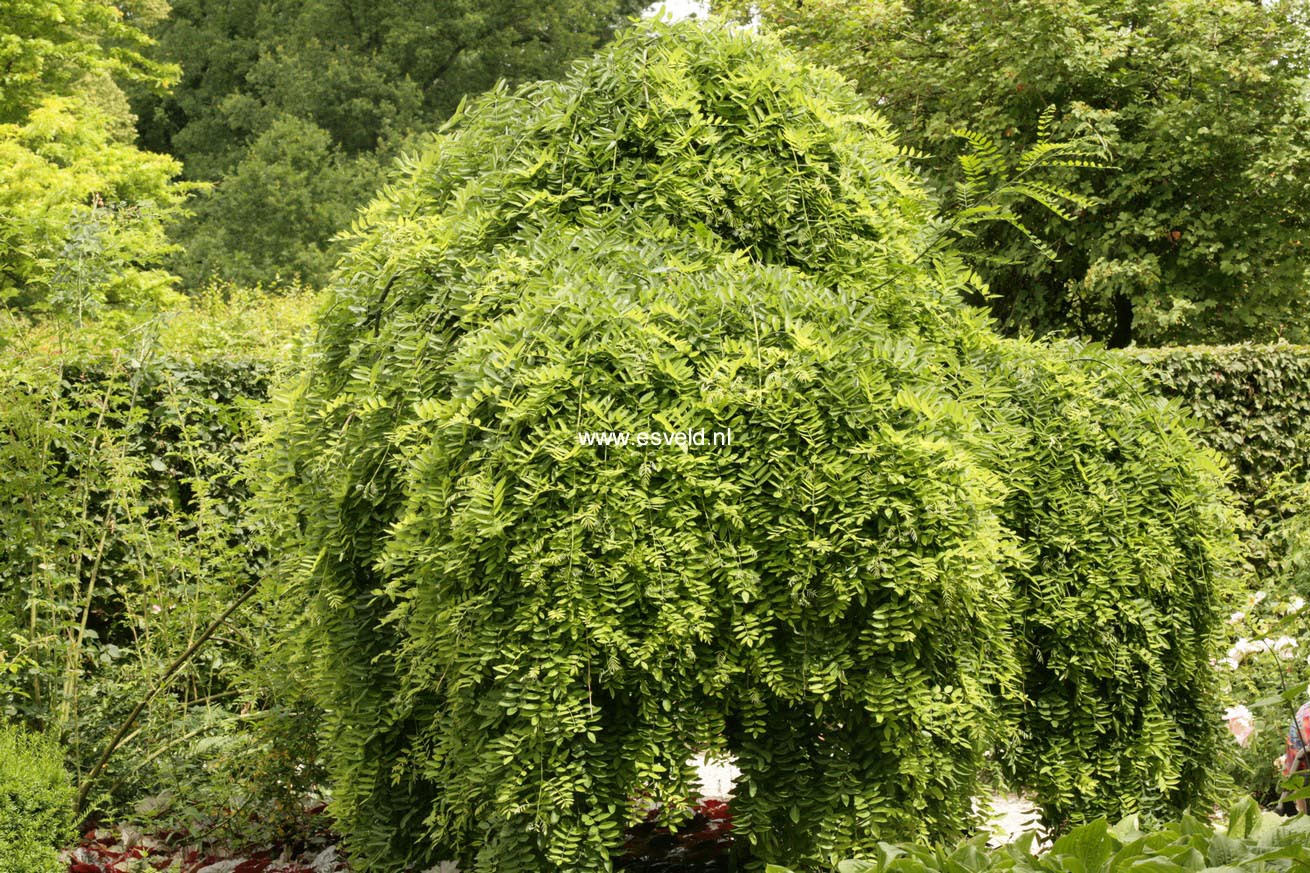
[0,291,319,835]
[1216,480,1310,807]
[131,0,649,286]
[0,0,177,125]
[766,799,1310,872]
[0,95,191,314]
[0,724,73,873]
[986,341,1237,828]
[266,20,1237,871]
[0,0,192,317]
[727,0,1310,346]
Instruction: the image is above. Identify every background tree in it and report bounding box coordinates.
[0,0,190,315]
[723,0,1310,346]
[0,0,176,125]
[130,0,649,287]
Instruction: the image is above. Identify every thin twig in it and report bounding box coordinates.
[74,583,262,815]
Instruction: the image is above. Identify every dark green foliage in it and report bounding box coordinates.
[767,798,1310,873]
[265,19,1237,871]
[731,0,1310,346]
[130,0,648,286]
[1129,345,1310,511]
[0,724,73,873]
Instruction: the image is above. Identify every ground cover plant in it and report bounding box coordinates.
[265,18,1239,872]
[766,798,1310,873]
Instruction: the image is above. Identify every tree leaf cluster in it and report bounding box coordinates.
[0,297,319,838]
[0,0,192,316]
[726,0,1310,346]
[1128,344,1310,573]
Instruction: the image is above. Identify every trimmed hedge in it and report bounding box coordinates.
[1129,344,1310,506]
[1129,344,1310,570]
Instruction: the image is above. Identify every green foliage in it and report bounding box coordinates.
[1128,344,1310,570]
[0,95,193,315]
[176,115,385,286]
[1213,479,1310,808]
[0,0,177,125]
[1119,345,1310,803]
[985,341,1237,829]
[0,291,319,838]
[130,0,648,286]
[729,0,1310,346]
[265,19,1237,871]
[765,799,1310,872]
[0,724,73,873]
[1129,345,1310,509]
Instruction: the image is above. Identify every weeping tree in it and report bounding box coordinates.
[260,19,1238,871]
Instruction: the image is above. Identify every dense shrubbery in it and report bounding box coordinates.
[265,20,1238,871]
[0,723,73,873]
[985,341,1236,828]
[1130,345,1310,505]
[0,289,320,838]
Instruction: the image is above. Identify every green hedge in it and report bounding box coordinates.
[1128,344,1310,570]
[1128,344,1310,505]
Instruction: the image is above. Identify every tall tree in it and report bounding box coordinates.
[131,0,649,287]
[1,0,176,124]
[0,0,190,315]
[726,0,1310,346]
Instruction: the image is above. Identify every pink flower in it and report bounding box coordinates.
[1225,705,1256,748]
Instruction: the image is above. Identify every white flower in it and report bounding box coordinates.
[1273,636,1299,660]
[1229,611,1246,624]
[1225,705,1256,748]
[1288,597,1306,615]
[1252,591,1268,605]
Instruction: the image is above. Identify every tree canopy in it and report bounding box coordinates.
[0,0,176,125]
[726,0,1310,346]
[0,0,189,315]
[129,0,649,286]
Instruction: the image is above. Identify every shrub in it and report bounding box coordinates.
[983,340,1238,829]
[0,724,73,873]
[265,18,1237,871]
